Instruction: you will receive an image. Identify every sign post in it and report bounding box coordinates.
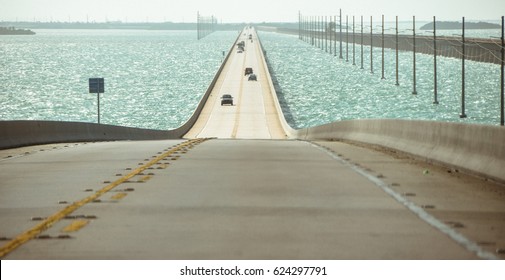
[89,78,104,124]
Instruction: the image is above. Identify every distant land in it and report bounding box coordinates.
[0,21,298,31]
[0,26,35,35]
[420,21,501,30]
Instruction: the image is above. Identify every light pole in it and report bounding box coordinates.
[412,16,417,95]
[460,17,467,118]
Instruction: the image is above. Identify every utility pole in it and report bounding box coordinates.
[396,16,400,86]
[433,16,439,105]
[329,16,332,54]
[312,16,314,46]
[361,16,364,69]
[353,16,356,66]
[413,16,417,95]
[460,17,467,118]
[333,15,336,56]
[381,14,385,80]
[301,14,304,42]
[340,9,343,59]
[318,16,321,49]
[346,15,349,62]
[319,16,324,50]
[320,16,322,49]
[501,16,504,126]
[299,11,301,40]
[325,16,328,53]
[370,16,373,74]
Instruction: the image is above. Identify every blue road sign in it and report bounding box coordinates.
[89,78,104,93]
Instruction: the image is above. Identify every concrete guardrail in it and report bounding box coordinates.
[294,119,505,183]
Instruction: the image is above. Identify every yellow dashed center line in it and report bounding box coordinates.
[0,138,209,259]
[111,193,128,200]
[156,163,169,170]
[62,220,89,233]
[231,42,248,139]
[137,175,152,183]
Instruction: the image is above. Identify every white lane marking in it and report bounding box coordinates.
[309,141,498,260]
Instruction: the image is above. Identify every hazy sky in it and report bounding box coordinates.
[0,0,503,23]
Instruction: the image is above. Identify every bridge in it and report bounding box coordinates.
[1,27,504,260]
[272,14,505,65]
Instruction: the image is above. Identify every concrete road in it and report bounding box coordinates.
[184,28,285,139]
[1,138,502,259]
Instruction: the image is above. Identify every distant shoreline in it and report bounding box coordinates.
[0,21,297,31]
[0,26,35,35]
[4,21,500,32]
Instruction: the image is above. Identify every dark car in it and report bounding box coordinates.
[248,74,257,81]
[244,67,253,76]
[221,94,233,106]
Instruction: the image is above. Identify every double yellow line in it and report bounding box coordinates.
[231,33,249,138]
[0,138,209,259]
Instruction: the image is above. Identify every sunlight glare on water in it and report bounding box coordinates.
[1,29,502,130]
[0,30,238,129]
[259,31,501,129]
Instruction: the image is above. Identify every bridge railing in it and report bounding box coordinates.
[197,12,217,40]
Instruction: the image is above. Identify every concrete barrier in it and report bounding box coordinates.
[0,120,183,149]
[256,33,298,138]
[292,119,505,183]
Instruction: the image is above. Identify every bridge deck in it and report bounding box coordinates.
[184,28,285,139]
[1,138,503,259]
[0,28,504,260]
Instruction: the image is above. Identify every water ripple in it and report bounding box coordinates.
[0,30,237,129]
[260,31,501,128]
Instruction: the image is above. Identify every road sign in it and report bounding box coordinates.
[88,78,104,124]
[89,78,104,94]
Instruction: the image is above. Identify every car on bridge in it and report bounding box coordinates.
[221,94,234,106]
[248,74,257,81]
[244,67,253,76]
[237,41,245,52]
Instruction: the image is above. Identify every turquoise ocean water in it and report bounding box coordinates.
[1,28,502,130]
[1,29,237,129]
[259,30,502,128]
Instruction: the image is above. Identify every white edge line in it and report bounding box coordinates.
[309,141,498,260]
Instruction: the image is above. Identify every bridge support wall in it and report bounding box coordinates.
[258,26,503,65]
[0,120,184,149]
